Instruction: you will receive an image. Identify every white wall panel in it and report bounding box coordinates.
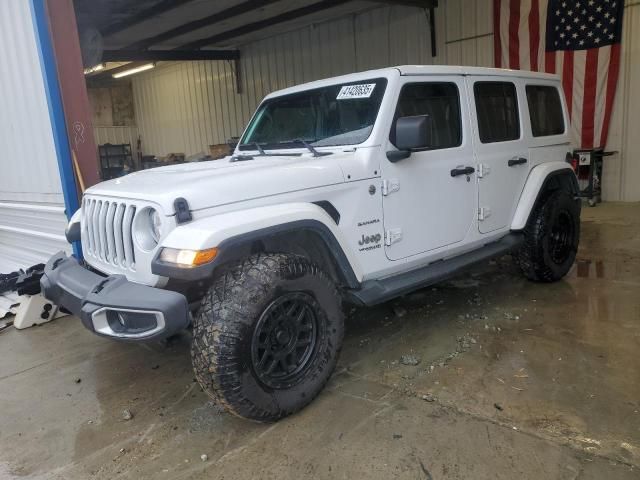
[0,0,69,272]
[132,5,442,157]
[0,202,67,272]
[0,0,63,204]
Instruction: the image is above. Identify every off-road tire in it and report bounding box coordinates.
[191,253,344,422]
[516,189,580,282]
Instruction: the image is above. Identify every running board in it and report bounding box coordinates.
[348,233,524,306]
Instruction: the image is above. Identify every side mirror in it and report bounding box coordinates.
[387,114,432,162]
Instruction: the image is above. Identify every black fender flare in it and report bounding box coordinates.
[152,220,360,289]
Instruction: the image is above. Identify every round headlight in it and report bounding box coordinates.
[134,207,162,251]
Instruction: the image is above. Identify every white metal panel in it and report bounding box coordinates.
[0,291,20,319]
[132,5,444,157]
[0,0,63,204]
[0,0,69,273]
[0,203,67,273]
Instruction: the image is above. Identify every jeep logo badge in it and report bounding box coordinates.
[359,233,382,246]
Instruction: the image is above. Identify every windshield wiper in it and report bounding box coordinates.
[232,142,302,161]
[230,154,255,162]
[285,139,332,157]
[231,143,266,161]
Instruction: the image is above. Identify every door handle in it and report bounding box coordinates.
[508,157,528,167]
[450,166,475,177]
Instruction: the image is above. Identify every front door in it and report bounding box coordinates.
[381,77,477,261]
[467,78,530,234]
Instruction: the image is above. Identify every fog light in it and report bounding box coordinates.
[107,310,158,334]
[91,308,166,339]
[159,247,218,267]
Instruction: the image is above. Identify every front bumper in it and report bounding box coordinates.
[40,252,190,341]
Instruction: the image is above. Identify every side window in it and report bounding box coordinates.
[474,82,520,143]
[391,82,462,150]
[526,85,565,137]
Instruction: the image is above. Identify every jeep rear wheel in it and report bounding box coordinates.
[516,189,580,282]
[191,253,344,422]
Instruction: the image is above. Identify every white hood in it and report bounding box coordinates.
[86,154,348,214]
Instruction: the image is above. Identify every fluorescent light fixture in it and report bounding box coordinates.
[112,63,155,79]
[83,63,105,75]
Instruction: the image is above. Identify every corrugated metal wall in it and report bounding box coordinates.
[132,4,447,156]
[0,0,69,272]
[131,0,639,201]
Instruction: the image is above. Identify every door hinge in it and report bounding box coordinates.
[478,207,492,221]
[381,179,400,196]
[477,163,491,178]
[385,228,403,246]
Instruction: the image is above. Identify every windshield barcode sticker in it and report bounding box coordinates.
[336,84,376,100]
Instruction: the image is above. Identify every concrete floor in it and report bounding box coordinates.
[1,202,639,480]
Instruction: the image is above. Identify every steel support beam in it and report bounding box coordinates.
[178,0,345,50]
[102,49,240,62]
[102,0,195,37]
[127,0,281,50]
[44,0,100,188]
[371,0,437,8]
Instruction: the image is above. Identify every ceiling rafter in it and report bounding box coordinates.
[176,0,346,50]
[126,0,282,50]
[101,49,240,62]
[102,0,196,37]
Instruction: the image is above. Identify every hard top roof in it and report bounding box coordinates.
[265,65,559,99]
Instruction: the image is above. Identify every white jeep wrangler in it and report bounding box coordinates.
[42,66,580,421]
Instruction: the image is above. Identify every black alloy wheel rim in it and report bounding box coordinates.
[251,292,319,389]
[549,210,575,264]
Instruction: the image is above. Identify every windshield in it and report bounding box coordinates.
[239,78,387,150]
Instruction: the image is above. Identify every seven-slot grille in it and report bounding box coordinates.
[82,197,137,270]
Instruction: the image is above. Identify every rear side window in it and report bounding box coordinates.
[391,82,462,150]
[474,82,520,143]
[526,85,565,137]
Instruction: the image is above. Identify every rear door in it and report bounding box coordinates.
[467,78,530,234]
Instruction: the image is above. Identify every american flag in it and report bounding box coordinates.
[493,0,624,149]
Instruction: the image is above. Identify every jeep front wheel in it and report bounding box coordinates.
[516,189,580,282]
[191,253,344,422]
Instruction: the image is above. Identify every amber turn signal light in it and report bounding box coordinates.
[158,247,218,267]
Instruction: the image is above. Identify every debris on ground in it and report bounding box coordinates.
[393,434,403,439]
[456,333,476,351]
[122,409,133,421]
[421,393,436,402]
[494,403,503,411]
[400,354,421,366]
[75,378,82,384]
[0,319,14,334]
[393,306,407,318]
[200,454,208,462]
